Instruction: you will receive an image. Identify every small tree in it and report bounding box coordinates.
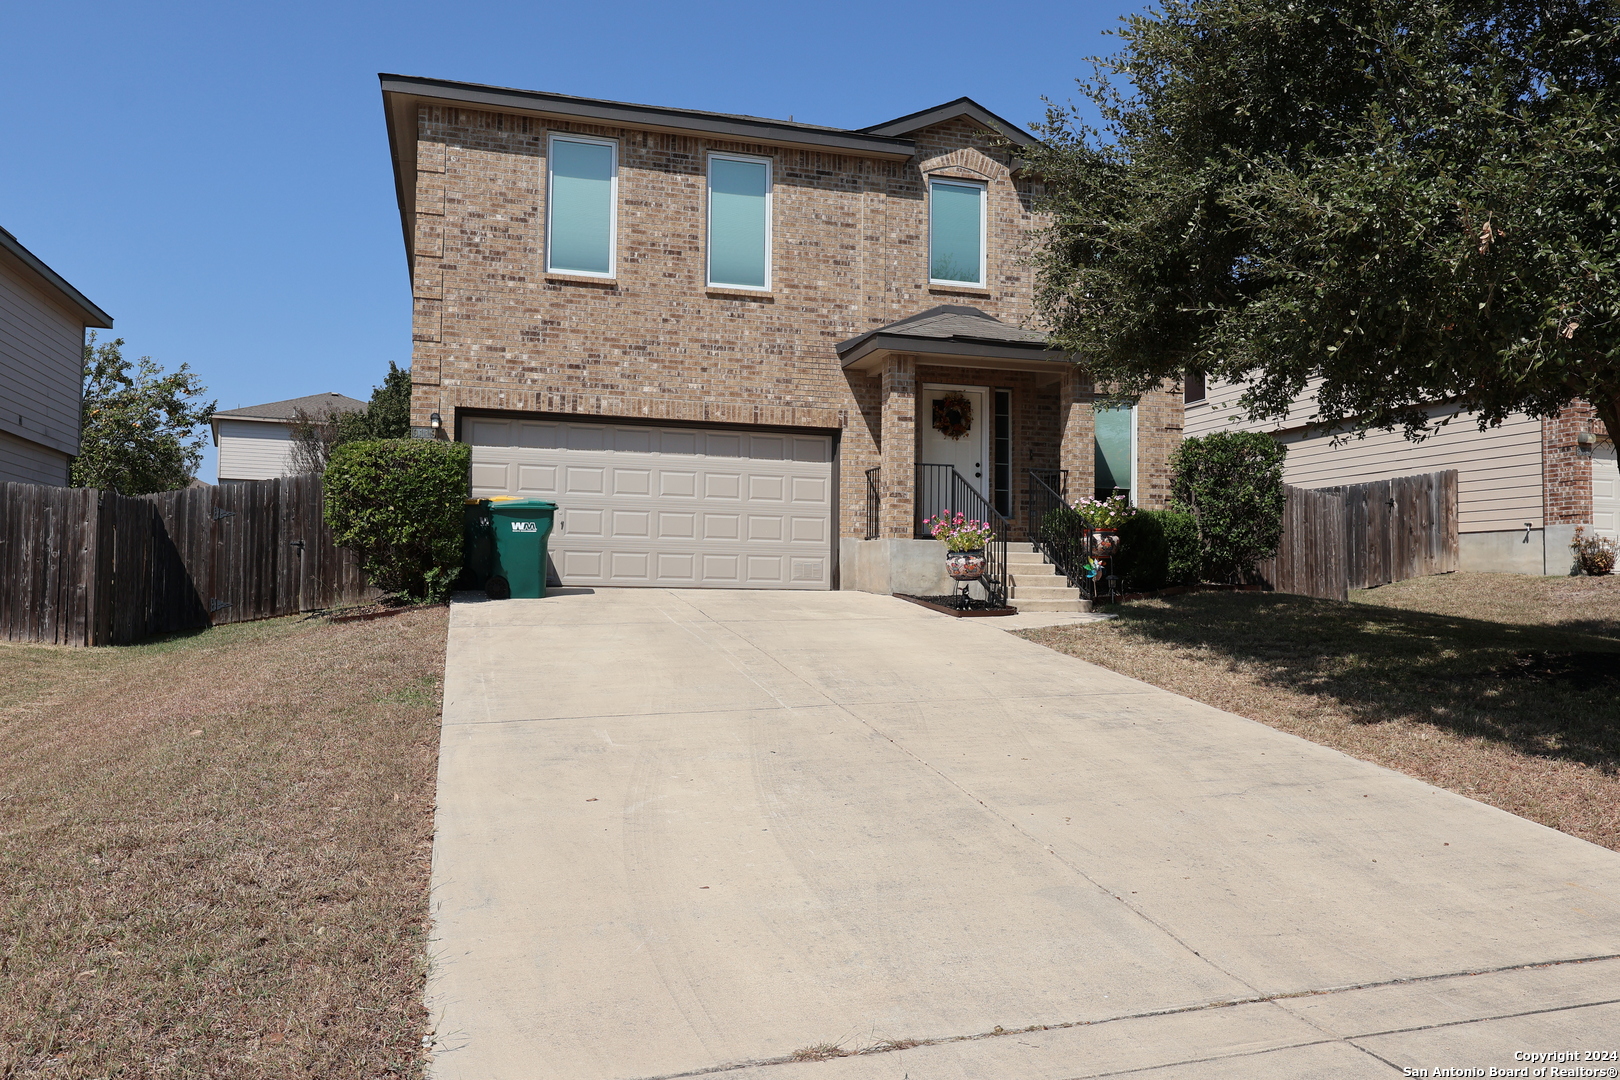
[323,439,470,603]
[1170,432,1286,583]
[71,334,216,495]
[288,362,413,474]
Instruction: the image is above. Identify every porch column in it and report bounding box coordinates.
[1059,366,1094,504]
[879,354,916,538]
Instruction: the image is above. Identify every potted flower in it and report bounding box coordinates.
[1072,494,1135,557]
[924,511,997,581]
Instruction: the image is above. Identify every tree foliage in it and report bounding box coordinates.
[1170,432,1287,582]
[1027,0,1620,442]
[288,362,413,474]
[70,334,215,495]
[322,439,470,603]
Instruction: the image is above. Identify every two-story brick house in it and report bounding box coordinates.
[380,75,1182,594]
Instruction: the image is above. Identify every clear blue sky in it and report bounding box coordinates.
[4,0,1135,482]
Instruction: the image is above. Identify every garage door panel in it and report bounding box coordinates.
[702,554,740,582]
[517,422,561,449]
[747,515,783,541]
[517,464,558,495]
[791,476,827,503]
[705,473,741,499]
[565,466,605,494]
[661,430,699,456]
[659,471,696,497]
[613,468,651,495]
[703,513,740,540]
[470,462,510,490]
[466,421,832,589]
[748,475,784,501]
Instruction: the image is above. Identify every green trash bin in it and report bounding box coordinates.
[486,497,558,599]
[460,499,496,590]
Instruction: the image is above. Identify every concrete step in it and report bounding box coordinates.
[1012,580,1069,592]
[1011,586,1085,601]
[1005,554,1054,568]
[1009,573,1069,589]
[1005,542,1041,554]
[1011,597,1090,612]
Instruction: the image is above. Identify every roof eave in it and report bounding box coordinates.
[0,227,114,329]
[380,75,918,160]
[839,334,1069,374]
[859,96,1043,148]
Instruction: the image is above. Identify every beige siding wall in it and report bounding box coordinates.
[0,428,70,485]
[1185,380,1544,533]
[216,420,297,481]
[0,253,84,461]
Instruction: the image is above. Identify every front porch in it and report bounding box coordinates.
[837,305,1102,605]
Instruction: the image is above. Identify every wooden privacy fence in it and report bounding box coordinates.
[1256,469,1459,601]
[0,475,374,646]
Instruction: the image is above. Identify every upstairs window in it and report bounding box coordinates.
[928,178,986,286]
[1184,370,1207,404]
[708,154,771,290]
[547,134,617,277]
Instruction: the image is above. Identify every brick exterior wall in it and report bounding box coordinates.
[1542,402,1609,525]
[404,100,1180,540]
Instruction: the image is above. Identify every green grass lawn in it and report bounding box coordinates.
[1022,572,1620,851]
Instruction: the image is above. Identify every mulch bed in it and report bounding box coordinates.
[325,599,445,624]
[895,593,1019,618]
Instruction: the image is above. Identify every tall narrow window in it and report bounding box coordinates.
[1184,370,1207,404]
[993,389,1012,517]
[1094,404,1134,502]
[928,178,985,285]
[708,154,771,289]
[547,134,617,277]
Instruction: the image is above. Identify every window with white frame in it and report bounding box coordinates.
[928,177,986,286]
[546,134,617,277]
[707,153,771,289]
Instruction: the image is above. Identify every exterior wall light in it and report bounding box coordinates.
[1576,430,1596,452]
[430,412,442,431]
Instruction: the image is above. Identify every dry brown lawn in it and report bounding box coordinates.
[1021,572,1620,852]
[0,608,447,1078]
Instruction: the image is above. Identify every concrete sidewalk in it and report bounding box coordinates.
[429,589,1620,1080]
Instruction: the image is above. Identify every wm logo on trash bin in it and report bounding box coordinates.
[510,521,538,533]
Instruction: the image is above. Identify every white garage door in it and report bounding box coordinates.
[1594,444,1618,540]
[464,417,833,589]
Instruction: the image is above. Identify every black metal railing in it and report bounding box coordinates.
[864,466,881,540]
[1028,468,1114,603]
[915,463,1009,607]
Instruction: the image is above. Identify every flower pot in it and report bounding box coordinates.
[1090,529,1120,557]
[946,549,986,581]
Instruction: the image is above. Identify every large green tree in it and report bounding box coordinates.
[1027,0,1620,441]
[71,334,216,495]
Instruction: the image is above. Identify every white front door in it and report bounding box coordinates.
[917,384,990,528]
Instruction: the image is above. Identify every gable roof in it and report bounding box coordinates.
[0,225,114,329]
[860,97,1042,147]
[213,392,367,423]
[837,305,1066,373]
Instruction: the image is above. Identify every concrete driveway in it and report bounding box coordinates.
[430,589,1620,1080]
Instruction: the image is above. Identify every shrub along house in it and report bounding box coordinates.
[380,75,1182,596]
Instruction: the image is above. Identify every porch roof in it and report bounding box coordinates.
[836,305,1070,377]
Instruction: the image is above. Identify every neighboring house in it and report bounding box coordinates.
[210,393,366,482]
[380,74,1182,593]
[0,225,114,486]
[1183,376,1616,574]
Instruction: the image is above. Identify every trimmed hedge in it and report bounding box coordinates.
[1170,432,1286,584]
[1114,509,1200,591]
[323,439,471,603]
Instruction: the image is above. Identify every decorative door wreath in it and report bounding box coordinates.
[932,392,973,440]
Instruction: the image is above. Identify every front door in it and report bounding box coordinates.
[917,384,990,528]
